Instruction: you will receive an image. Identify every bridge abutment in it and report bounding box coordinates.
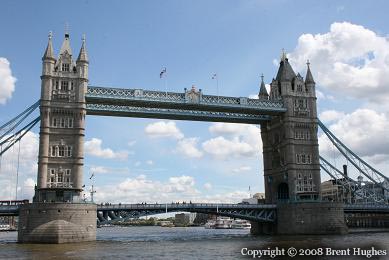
[18,203,96,243]
[251,202,348,235]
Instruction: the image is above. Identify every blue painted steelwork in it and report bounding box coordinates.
[85,86,286,123]
[318,120,389,192]
[86,103,272,124]
[96,203,277,224]
[320,156,385,203]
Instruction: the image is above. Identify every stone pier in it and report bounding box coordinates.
[251,202,348,235]
[18,203,96,243]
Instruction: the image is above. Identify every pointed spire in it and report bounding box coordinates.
[59,25,73,56]
[305,59,315,84]
[42,31,55,60]
[276,49,296,82]
[258,73,269,99]
[77,34,88,63]
[280,48,287,62]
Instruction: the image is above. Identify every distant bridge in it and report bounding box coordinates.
[96,203,277,224]
[2,202,389,225]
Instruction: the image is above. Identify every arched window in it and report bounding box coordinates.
[277,183,289,200]
[58,146,65,157]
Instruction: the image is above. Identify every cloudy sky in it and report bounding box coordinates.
[0,0,388,203]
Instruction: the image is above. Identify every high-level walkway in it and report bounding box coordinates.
[85,86,286,124]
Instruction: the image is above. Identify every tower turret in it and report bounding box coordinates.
[305,60,315,84]
[258,74,269,100]
[76,34,89,80]
[42,31,55,76]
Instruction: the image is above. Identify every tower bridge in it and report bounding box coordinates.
[0,31,388,243]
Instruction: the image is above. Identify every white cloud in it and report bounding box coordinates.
[90,166,109,174]
[0,131,39,200]
[232,166,252,173]
[176,137,203,158]
[128,140,136,146]
[202,136,255,159]
[204,182,212,190]
[91,174,251,204]
[0,58,16,104]
[89,166,130,175]
[319,110,345,123]
[84,138,128,160]
[144,121,184,139]
[203,123,261,159]
[319,109,389,163]
[288,22,389,103]
[146,160,154,165]
[94,175,200,203]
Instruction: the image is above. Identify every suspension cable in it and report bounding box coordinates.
[0,100,39,141]
[0,117,40,156]
[318,119,388,192]
[0,100,39,130]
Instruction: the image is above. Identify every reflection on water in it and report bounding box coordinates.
[0,227,388,259]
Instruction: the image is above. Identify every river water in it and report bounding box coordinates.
[0,227,388,259]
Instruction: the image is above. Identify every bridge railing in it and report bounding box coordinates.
[97,203,277,210]
[86,86,286,112]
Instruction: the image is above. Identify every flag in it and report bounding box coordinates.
[89,172,94,179]
[212,73,217,79]
[160,67,167,78]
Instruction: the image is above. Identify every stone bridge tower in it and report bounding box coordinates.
[254,53,347,235]
[261,53,321,204]
[18,32,96,243]
[35,31,88,203]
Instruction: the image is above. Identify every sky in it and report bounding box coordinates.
[0,0,389,204]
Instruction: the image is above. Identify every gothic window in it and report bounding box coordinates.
[65,177,70,183]
[55,80,59,90]
[296,153,312,164]
[58,146,65,157]
[57,172,63,182]
[60,118,65,127]
[50,146,56,157]
[297,85,302,92]
[66,169,71,175]
[298,99,304,108]
[62,63,70,72]
[61,81,69,91]
[301,154,306,164]
[66,146,72,157]
[68,118,73,128]
[52,118,57,127]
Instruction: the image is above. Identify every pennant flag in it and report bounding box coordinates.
[160,67,167,78]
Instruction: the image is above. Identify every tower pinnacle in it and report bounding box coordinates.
[42,31,55,60]
[305,59,315,84]
[258,73,269,99]
[77,34,88,63]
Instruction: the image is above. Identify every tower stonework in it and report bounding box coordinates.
[261,57,321,203]
[18,32,96,243]
[251,55,347,235]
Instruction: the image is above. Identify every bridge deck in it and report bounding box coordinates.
[85,86,286,124]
